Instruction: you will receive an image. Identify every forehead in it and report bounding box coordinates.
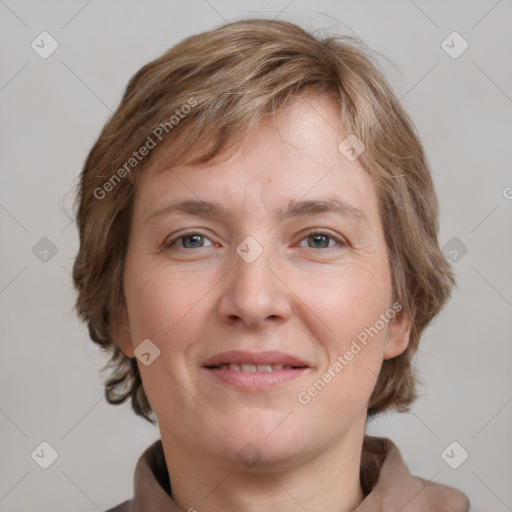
[134,93,381,229]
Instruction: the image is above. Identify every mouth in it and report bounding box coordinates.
[202,350,310,390]
[207,363,305,372]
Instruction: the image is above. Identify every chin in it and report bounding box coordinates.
[229,432,320,473]
[213,414,314,467]
[223,404,299,437]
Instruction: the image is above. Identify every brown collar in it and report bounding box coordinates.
[110,435,470,512]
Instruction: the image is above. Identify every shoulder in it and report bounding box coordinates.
[104,498,133,512]
[416,477,471,512]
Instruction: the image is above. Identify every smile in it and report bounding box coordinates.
[202,351,310,390]
[209,363,302,372]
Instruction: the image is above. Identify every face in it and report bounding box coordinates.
[115,92,410,469]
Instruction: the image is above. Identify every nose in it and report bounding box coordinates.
[217,240,292,330]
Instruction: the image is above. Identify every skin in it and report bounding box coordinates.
[113,92,411,512]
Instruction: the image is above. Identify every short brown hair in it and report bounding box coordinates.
[72,18,455,424]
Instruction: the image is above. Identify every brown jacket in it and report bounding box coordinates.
[106,436,470,511]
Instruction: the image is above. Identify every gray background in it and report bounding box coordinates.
[1,1,511,511]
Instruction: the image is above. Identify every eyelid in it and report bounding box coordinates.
[297,228,347,248]
[163,229,216,248]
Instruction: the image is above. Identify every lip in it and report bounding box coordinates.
[202,350,309,368]
[203,350,310,391]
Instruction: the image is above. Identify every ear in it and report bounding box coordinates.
[383,312,411,360]
[110,306,135,358]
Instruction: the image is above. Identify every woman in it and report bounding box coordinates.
[72,18,471,511]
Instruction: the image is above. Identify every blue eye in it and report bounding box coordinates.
[298,231,346,249]
[164,230,346,250]
[165,233,214,249]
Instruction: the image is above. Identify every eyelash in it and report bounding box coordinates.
[163,229,347,251]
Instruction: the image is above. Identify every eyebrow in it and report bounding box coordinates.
[145,197,369,226]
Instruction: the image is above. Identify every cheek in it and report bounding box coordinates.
[295,258,392,350]
[293,258,391,405]
[123,263,212,412]
[123,260,215,360]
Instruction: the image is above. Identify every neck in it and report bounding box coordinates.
[160,420,367,512]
